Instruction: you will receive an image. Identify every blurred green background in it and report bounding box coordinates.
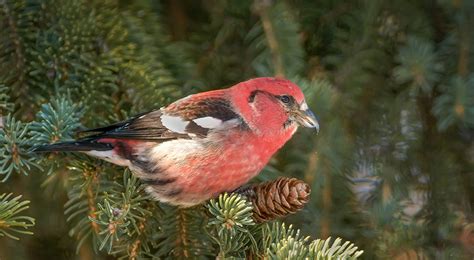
[0,0,473,259]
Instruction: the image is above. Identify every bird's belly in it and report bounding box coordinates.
[140,138,266,207]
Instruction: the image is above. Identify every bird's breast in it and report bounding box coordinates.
[137,132,275,206]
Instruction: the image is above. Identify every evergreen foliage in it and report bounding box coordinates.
[0,193,34,240]
[1,0,473,259]
[0,115,40,181]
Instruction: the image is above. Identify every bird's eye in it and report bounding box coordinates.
[279,95,291,104]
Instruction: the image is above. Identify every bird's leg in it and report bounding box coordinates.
[230,184,255,199]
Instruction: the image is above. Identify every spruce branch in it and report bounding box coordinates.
[457,15,470,77]
[155,206,212,258]
[0,114,40,181]
[268,235,364,259]
[267,229,309,259]
[247,0,304,77]
[29,96,84,175]
[127,218,147,260]
[89,172,156,257]
[207,193,256,258]
[91,199,129,253]
[113,3,181,112]
[29,96,83,145]
[0,0,30,111]
[208,193,255,234]
[0,84,13,114]
[307,237,364,259]
[433,75,474,130]
[0,0,26,73]
[393,36,442,94]
[260,223,363,259]
[176,209,191,258]
[0,193,35,240]
[254,0,285,77]
[64,159,105,253]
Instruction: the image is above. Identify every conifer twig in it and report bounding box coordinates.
[0,193,35,240]
[254,0,285,77]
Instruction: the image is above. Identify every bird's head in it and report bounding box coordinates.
[229,77,319,135]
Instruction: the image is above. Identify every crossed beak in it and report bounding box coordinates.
[293,102,320,133]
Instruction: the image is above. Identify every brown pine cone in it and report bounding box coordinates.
[238,177,311,223]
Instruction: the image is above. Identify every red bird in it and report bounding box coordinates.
[36,78,319,206]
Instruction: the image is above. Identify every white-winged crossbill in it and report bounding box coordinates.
[35,77,319,206]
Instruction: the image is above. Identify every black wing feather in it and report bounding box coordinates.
[79,111,150,134]
[34,138,112,152]
[83,110,187,141]
[79,97,244,141]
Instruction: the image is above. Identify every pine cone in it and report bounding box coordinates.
[238,177,311,223]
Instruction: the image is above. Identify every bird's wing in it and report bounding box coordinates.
[81,96,247,141]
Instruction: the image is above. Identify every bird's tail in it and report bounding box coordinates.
[33,139,112,152]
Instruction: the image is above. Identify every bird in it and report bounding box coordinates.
[35,77,319,207]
